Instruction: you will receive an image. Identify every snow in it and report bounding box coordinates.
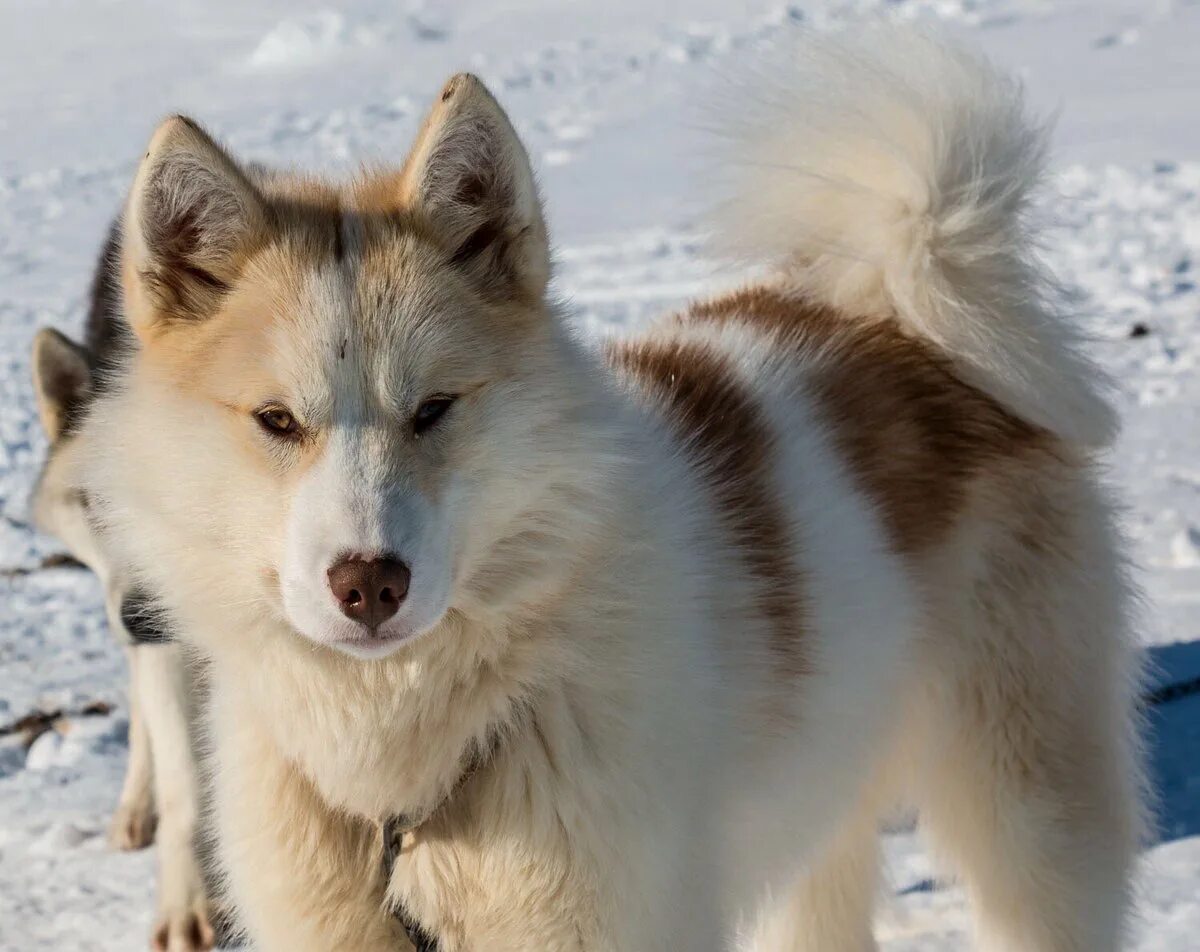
[1,0,1198,948]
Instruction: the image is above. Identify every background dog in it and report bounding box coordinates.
[30,226,218,951]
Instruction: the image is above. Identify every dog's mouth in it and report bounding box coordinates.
[118,589,172,644]
[327,627,418,661]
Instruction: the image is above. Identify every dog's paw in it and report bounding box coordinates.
[151,901,216,952]
[109,799,157,851]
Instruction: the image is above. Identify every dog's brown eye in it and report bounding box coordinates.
[413,396,456,435]
[255,405,299,438]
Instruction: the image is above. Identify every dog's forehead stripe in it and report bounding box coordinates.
[265,226,493,431]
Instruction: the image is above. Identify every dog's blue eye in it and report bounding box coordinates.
[413,396,456,435]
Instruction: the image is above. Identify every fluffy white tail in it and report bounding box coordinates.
[709,27,1116,447]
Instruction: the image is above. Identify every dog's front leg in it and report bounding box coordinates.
[211,696,410,952]
[137,642,216,951]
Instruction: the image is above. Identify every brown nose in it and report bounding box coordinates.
[327,556,411,629]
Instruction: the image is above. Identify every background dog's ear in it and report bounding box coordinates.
[123,116,267,335]
[400,74,549,302]
[32,328,92,440]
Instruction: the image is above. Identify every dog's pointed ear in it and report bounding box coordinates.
[400,74,549,301]
[32,328,92,440]
[123,116,267,335]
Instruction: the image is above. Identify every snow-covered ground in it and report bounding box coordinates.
[2,0,1198,948]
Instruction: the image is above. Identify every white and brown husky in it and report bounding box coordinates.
[79,28,1145,952]
[31,229,217,950]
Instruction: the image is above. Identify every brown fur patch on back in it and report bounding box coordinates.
[686,287,1052,554]
[610,338,810,679]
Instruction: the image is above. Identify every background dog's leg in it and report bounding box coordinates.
[139,643,215,952]
[109,645,157,850]
[211,698,411,952]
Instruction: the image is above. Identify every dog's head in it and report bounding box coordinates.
[92,75,607,661]
[31,328,102,566]
[31,328,169,645]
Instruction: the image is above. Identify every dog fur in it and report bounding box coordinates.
[79,27,1144,951]
[30,228,217,952]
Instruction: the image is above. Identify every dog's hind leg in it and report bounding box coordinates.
[745,806,880,952]
[910,479,1144,952]
[109,645,157,850]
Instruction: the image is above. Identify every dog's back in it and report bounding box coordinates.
[82,221,131,384]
